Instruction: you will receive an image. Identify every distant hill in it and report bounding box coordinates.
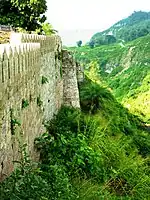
[90,11,150,46]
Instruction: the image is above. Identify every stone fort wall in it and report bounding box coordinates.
[0,33,82,180]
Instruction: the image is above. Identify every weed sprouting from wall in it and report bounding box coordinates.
[22,99,29,109]
[60,62,63,78]
[10,109,21,135]
[41,76,49,84]
[37,96,43,107]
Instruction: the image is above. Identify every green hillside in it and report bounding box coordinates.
[90,11,150,46]
[69,35,150,124]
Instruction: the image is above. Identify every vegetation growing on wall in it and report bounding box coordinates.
[22,99,29,109]
[37,96,43,107]
[41,76,49,85]
[41,22,57,35]
[10,109,21,135]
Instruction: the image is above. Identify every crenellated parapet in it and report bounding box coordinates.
[10,33,62,53]
[0,43,40,84]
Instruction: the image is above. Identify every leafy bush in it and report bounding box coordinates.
[0,143,51,200]
[35,107,103,180]
[79,78,114,113]
[0,142,74,200]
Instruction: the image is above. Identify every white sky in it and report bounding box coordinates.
[46,0,150,46]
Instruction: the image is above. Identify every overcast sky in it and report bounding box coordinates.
[46,0,150,46]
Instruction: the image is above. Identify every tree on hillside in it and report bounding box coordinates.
[77,40,82,47]
[92,36,105,46]
[105,35,117,44]
[129,11,150,25]
[89,41,95,48]
[137,28,149,38]
[0,0,47,31]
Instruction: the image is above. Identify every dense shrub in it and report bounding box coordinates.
[34,105,150,199]
[79,79,114,113]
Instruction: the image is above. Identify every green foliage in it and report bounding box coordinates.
[35,103,150,199]
[105,35,117,44]
[41,76,49,84]
[1,30,150,199]
[68,34,150,124]
[104,36,150,123]
[37,96,43,107]
[79,78,114,113]
[77,40,82,47]
[0,0,47,31]
[41,22,57,35]
[108,65,149,101]
[79,79,150,156]
[91,34,117,46]
[109,65,124,77]
[0,142,57,200]
[10,109,21,135]
[88,40,95,48]
[22,99,29,109]
[68,43,125,75]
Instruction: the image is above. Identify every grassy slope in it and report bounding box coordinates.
[106,35,150,123]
